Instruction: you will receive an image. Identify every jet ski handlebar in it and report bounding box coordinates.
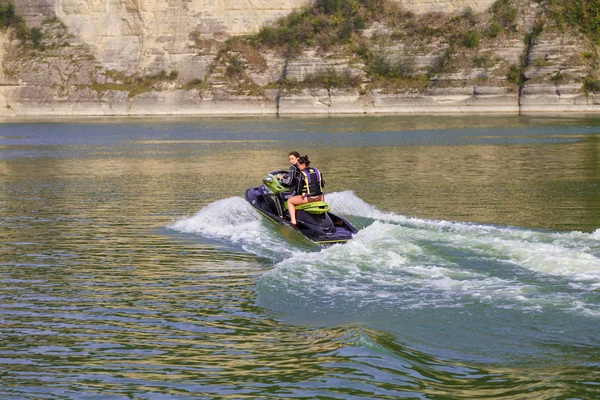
[263,170,292,194]
[264,170,289,181]
[271,170,289,177]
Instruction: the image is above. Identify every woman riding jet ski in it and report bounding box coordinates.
[245,155,357,246]
[286,155,326,225]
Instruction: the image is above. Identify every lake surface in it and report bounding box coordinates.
[1,115,599,399]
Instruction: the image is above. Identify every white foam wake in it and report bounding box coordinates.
[327,190,600,282]
[259,191,600,318]
[169,197,258,237]
[260,221,532,311]
[167,196,298,258]
[168,192,600,317]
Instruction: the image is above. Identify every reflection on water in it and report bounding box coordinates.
[1,115,600,398]
[2,117,600,231]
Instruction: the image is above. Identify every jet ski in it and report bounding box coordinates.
[245,170,357,246]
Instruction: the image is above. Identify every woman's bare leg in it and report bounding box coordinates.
[288,203,296,225]
[287,195,307,225]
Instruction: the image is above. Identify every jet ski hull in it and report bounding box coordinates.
[245,186,357,246]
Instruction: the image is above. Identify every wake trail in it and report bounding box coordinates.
[167,196,307,260]
[168,192,600,298]
[255,191,600,319]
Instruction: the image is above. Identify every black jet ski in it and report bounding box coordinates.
[245,170,357,246]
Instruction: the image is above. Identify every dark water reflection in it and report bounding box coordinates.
[1,115,600,398]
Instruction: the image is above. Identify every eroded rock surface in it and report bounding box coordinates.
[1,0,599,116]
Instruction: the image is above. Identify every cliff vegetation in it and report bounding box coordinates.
[205,0,600,97]
[0,2,41,47]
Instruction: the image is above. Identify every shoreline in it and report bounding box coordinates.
[2,88,599,119]
[2,110,599,124]
[1,108,599,119]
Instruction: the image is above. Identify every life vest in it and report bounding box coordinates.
[300,167,323,197]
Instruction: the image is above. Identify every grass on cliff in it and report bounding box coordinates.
[276,68,362,92]
[546,0,600,44]
[0,2,32,42]
[242,0,526,92]
[0,2,20,30]
[203,41,267,97]
[522,0,600,92]
[0,1,48,49]
[252,0,393,55]
[93,69,181,98]
[242,0,599,95]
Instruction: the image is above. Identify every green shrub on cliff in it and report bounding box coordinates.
[462,30,480,48]
[583,76,600,94]
[0,2,18,29]
[0,1,29,40]
[368,54,415,78]
[547,0,600,43]
[507,64,521,85]
[225,56,245,79]
[303,68,361,89]
[487,21,501,38]
[491,0,517,29]
[0,2,49,48]
[30,27,42,48]
[254,0,391,54]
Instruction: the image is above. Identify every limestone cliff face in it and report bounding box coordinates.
[8,0,496,78]
[10,0,309,79]
[1,0,599,117]
[520,29,598,113]
[6,0,54,26]
[397,0,495,14]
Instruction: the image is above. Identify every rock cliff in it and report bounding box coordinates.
[1,0,599,117]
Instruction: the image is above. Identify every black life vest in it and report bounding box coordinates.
[300,167,323,197]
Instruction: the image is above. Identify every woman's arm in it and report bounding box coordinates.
[281,166,297,186]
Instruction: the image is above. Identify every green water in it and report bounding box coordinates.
[1,115,599,399]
